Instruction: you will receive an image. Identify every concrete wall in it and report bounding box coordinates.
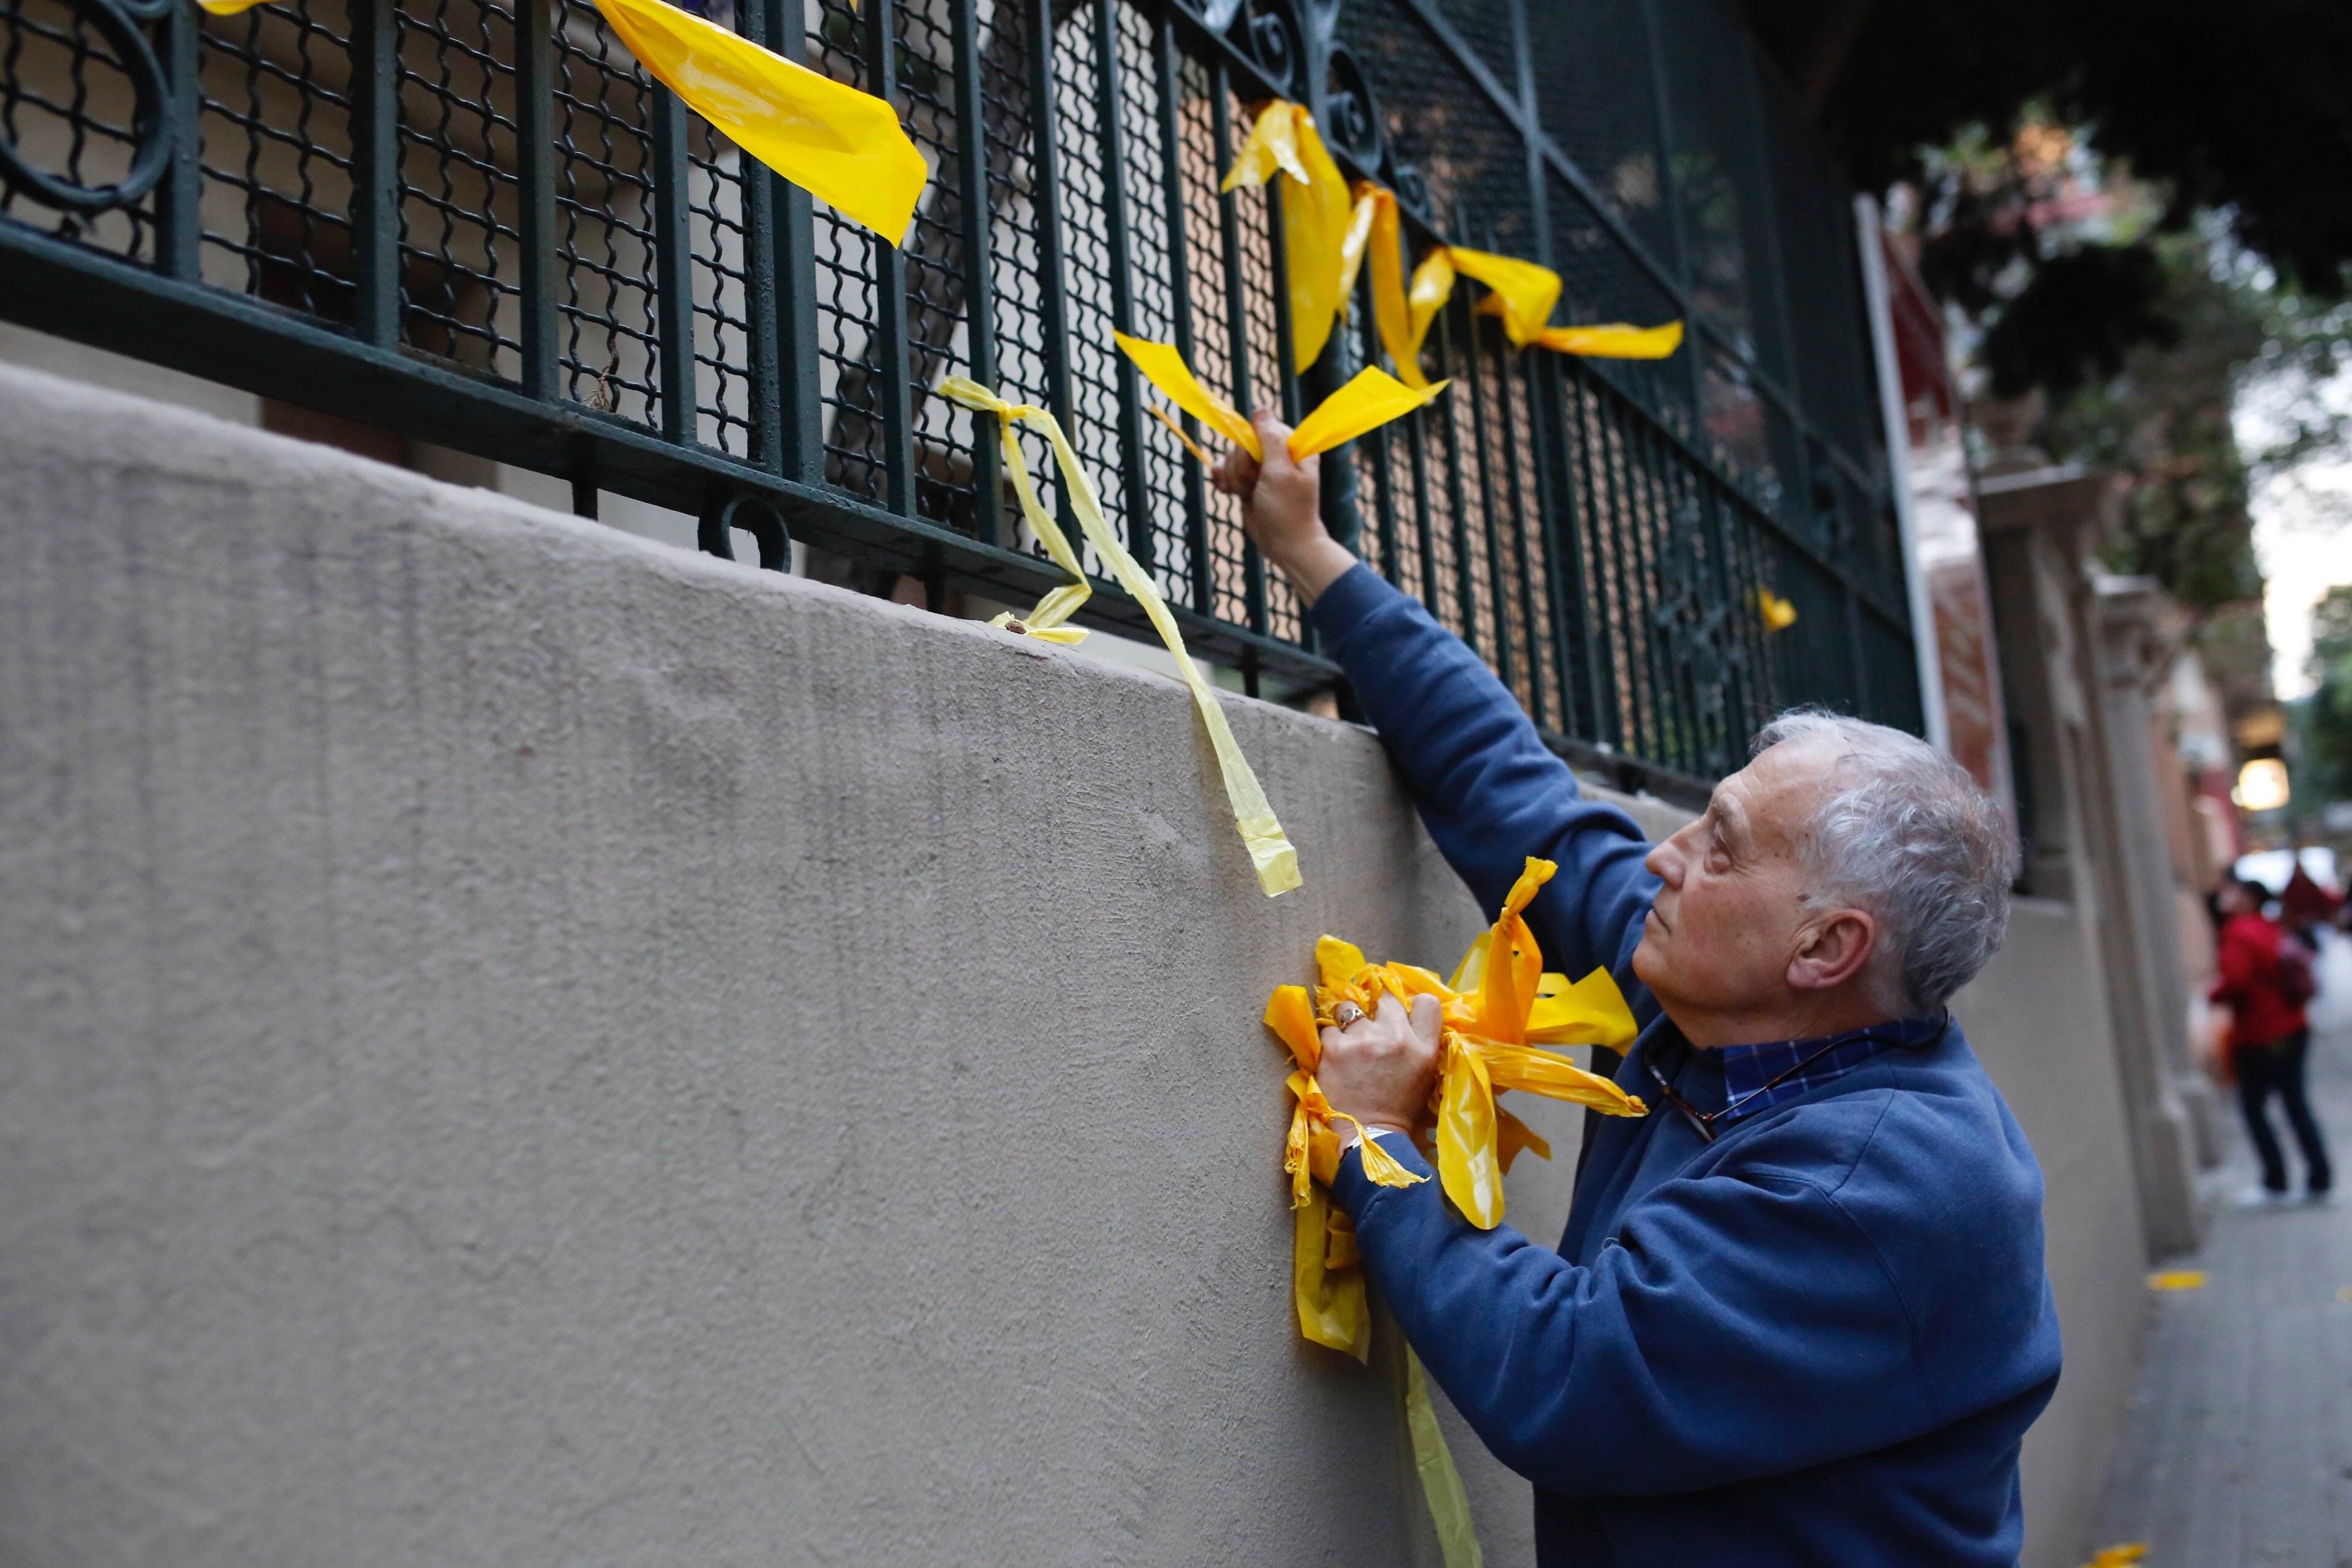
[0,363,1654,1566]
[0,363,2141,1568]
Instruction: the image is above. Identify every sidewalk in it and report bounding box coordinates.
[2090,1020,2352,1567]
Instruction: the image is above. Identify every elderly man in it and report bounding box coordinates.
[1216,412,2058,1567]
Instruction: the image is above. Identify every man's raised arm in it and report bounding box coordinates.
[1213,408,1660,989]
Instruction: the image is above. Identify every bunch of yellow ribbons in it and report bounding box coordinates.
[1262,857,1646,1566]
[1261,854,1646,1355]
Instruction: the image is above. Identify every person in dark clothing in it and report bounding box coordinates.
[1213,413,2056,1568]
[2212,877,2331,1202]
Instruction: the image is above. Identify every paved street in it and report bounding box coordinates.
[2093,1019,2352,1567]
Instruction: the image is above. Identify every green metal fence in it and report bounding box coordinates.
[0,0,1921,799]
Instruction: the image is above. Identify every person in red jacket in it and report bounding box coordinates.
[2211,878,2331,1203]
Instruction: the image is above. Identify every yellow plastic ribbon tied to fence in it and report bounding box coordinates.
[1221,100,1354,375]
[196,0,929,244]
[1333,195,1685,383]
[1114,332,1446,466]
[586,0,927,241]
[1262,856,1645,1564]
[937,377,1300,897]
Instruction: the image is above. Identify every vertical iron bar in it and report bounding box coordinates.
[1436,304,1479,647]
[1363,291,1401,581]
[1089,0,1151,569]
[1208,72,1265,647]
[1408,409,1439,611]
[154,1,200,280]
[1638,0,1708,418]
[348,0,400,347]
[1562,366,1613,741]
[1263,179,1300,424]
[864,0,914,512]
[1532,356,1596,738]
[650,86,695,446]
[1623,411,1669,764]
[1635,425,1692,769]
[1027,0,1076,464]
[1580,370,1633,750]
[774,0,821,483]
[1463,315,1515,696]
[1155,21,1210,614]
[951,0,1000,541]
[733,0,781,473]
[1496,354,1547,728]
[516,0,559,400]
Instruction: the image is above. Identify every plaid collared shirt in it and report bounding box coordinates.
[1714,1012,1950,1128]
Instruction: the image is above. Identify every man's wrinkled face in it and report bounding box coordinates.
[1632,738,1836,1027]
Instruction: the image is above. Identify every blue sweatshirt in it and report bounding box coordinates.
[1311,565,2061,1567]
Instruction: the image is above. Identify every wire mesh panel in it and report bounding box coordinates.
[0,0,1923,799]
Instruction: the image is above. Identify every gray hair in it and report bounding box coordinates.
[1754,708,2020,1013]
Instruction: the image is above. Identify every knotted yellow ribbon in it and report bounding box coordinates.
[1114,333,1446,466]
[1221,100,1354,375]
[937,377,1300,897]
[1332,181,1687,383]
[1757,587,1800,631]
[1263,856,1642,1562]
[196,0,930,243]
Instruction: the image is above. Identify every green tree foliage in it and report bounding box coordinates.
[2038,233,2267,611]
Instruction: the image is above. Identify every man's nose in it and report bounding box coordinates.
[1645,838,1679,886]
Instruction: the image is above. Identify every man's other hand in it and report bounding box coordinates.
[1317,991,1445,1139]
[1210,406,1356,603]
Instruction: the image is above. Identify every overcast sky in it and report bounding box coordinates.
[2236,367,2351,700]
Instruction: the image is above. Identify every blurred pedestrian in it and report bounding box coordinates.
[2211,877,2331,1205]
[2282,862,2342,951]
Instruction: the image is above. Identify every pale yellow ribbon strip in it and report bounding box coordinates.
[937,377,1300,897]
[1114,332,1447,465]
[1407,1349,1486,1568]
[1221,101,1354,375]
[195,0,931,244]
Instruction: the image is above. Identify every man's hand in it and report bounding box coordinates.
[1211,407,1355,604]
[1317,991,1445,1139]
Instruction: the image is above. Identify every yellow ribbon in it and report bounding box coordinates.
[587,0,928,242]
[1757,587,1799,632]
[196,0,931,241]
[1114,333,1447,466]
[1406,1349,1485,1568]
[1329,183,1686,380]
[937,377,1300,898]
[1537,320,1686,359]
[1221,101,1354,375]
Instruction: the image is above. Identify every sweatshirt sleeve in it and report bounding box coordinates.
[1330,1133,1939,1498]
[1311,564,1664,994]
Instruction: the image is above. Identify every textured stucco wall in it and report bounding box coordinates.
[0,363,1657,1566]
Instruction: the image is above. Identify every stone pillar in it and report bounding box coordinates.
[1978,466,2205,1259]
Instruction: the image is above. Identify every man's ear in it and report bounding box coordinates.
[1788,908,1877,993]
